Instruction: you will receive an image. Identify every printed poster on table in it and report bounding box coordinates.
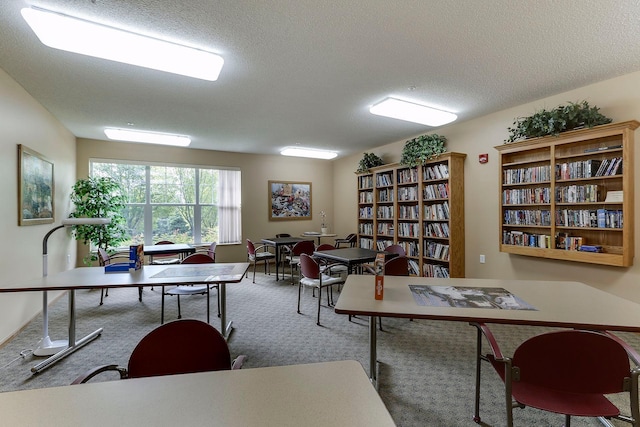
[409,285,537,310]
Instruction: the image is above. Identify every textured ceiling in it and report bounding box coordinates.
[2,0,640,157]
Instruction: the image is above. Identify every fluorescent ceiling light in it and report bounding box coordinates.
[281,147,338,160]
[369,97,457,127]
[21,7,223,81]
[104,128,191,147]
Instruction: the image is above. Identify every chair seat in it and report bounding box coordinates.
[253,252,275,261]
[165,285,210,296]
[300,275,344,287]
[151,258,181,265]
[512,381,620,417]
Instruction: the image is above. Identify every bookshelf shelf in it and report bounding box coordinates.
[496,120,638,267]
[356,153,466,277]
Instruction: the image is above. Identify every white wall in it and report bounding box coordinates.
[333,70,640,304]
[0,67,77,344]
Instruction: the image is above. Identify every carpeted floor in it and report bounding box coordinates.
[0,268,636,426]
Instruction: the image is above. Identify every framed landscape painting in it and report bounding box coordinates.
[18,144,54,226]
[268,181,312,221]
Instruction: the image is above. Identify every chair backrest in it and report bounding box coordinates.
[384,256,410,276]
[316,243,335,251]
[299,253,320,280]
[153,240,179,258]
[181,253,215,264]
[97,248,110,266]
[276,233,291,238]
[246,239,256,256]
[513,329,631,394]
[384,244,406,256]
[292,240,315,256]
[127,319,232,378]
[206,242,217,261]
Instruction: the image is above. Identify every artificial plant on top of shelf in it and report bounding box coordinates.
[399,134,447,166]
[356,152,385,173]
[504,100,612,143]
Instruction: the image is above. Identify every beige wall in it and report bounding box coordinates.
[76,138,335,263]
[334,70,640,304]
[0,68,77,344]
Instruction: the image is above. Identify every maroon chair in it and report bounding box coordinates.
[384,244,406,256]
[471,323,640,426]
[71,319,245,384]
[334,233,357,248]
[298,254,346,326]
[286,240,316,284]
[161,253,217,324]
[149,240,181,265]
[246,239,276,283]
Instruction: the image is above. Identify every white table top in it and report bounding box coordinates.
[334,275,640,332]
[0,263,250,292]
[0,360,396,427]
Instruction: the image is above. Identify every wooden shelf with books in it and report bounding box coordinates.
[356,152,466,277]
[496,120,638,267]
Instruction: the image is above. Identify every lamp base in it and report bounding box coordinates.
[33,336,68,357]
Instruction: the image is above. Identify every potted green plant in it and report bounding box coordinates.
[356,152,384,173]
[505,101,612,143]
[69,176,127,264]
[399,134,447,166]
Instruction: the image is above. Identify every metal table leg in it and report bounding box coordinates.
[220,283,233,339]
[369,315,378,389]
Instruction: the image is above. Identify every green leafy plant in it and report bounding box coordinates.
[400,134,447,166]
[356,152,384,173]
[69,177,127,264]
[505,101,612,143]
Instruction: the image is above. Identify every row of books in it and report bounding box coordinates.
[592,157,623,177]
[555,209,598,228]
[503,209,552,226]
[597,209,623,229]
[398,241,420,257]
[555,159,604,179]
[359,238,374,249]
[377,188,393,202]
[397,168,418,184]
[425,222,450,238]
[376,172,393,187]
[397,222,420,238]
[358,223,373,235]
[424,241,450,261]
[502,231,551,248]
[555,184,599,203]
[377,223,394,235]
[408,259,420,276]
[424,183,449,200]
[502,187,550,205]
[503,165,551,185]
[376,240,394,251]
[423,263,450,278]
[376,206,394,219]
[397,186,419,201]
[423,163,449,180]
[359,191,373,203]
[555,233,584,251]
[359,207,374,219]
[424,201,450,221]
[358,175,374,189]
[398,205,419,220]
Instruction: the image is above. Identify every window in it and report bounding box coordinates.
[90,160,241,245]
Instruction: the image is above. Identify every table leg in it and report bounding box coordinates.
[31,290,103,374]
[220,283,233,339]
[369,315,378,389]
[275,245,281,280]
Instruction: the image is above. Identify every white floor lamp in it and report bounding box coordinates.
[33,217,110,356]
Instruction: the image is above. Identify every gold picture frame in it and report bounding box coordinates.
[268,180,312,221]
[18,144,54,226]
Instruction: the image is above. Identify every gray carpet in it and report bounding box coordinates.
[0,269,637,426]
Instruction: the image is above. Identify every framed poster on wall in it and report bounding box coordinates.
[268,180,312,221]
[18,144,54,226]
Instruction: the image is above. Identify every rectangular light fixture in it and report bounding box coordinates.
[21,7,224,81]
[104,128,191,147]
[370,97,457,127]
[281,147,338,160]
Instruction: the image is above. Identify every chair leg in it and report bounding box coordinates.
[100,288,105,305]
[378,317,383,331]
[297,282,303,314]
[138,286,143,302]
[176,295,182,319]
[317,286,322,326]
[253,262,257,283]
[161,287,165,324]
[216,285,221,317]
[564,415,571,427]
[206,287,210,324]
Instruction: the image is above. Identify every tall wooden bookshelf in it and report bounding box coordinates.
[495,120,638,267]
[356,152,466,277]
